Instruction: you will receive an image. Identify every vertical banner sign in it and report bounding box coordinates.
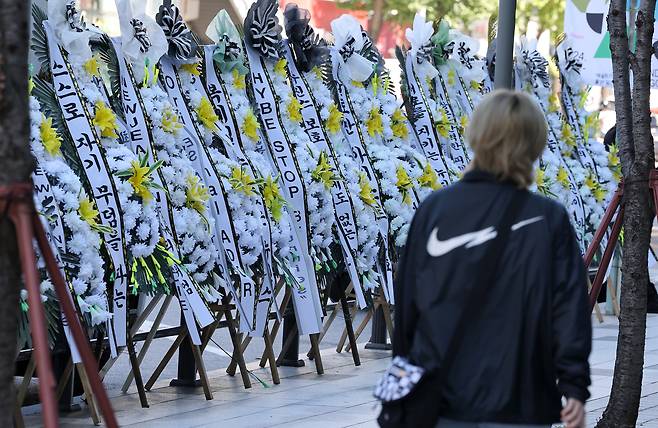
[333,80,393,304]
[160,58,259,333]
[245,44,323,334]
[282,42,363,303]
[185,56,278,337]
[45,22,129,347]
[33,167,84,362]
[564,0,658,88]
[112,41,213,343]
[433,71,470,169]
[404,56,452,187]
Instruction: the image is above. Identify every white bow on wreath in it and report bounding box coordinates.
[47,0,94,62]
[405,13,439,80]
[331,14,374,83]
[115,0,168,79]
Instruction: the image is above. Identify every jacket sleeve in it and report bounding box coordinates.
[552,207,592,403]
[392,200,423,357]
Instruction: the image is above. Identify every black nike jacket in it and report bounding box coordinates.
[392,169,591,425]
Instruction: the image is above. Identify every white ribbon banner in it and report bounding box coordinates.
[245,44,323,333]
[45,22,129,347]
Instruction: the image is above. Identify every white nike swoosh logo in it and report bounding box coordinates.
[426,216,544,257]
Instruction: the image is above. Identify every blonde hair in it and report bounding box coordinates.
[467,90,547,187]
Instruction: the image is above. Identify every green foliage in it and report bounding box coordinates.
[337,0,565,40]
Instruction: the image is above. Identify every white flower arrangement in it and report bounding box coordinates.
[267,59,336,264]
[66,55,164,286]
[29,94,111,325]
[302,66,381,282]
[137,81,222,289]
[340,78,417,247]
[218,66,293,261]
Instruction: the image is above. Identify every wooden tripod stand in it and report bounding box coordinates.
[2,183,117,428]
[584,171,658,312]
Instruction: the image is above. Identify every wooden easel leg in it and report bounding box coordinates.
[144,330,186,391]
[227,335,252,376]
[259,288,292,367]
[345,307,374,353]
[340,292,360,366]
[190,344,213,400]
[589,207,624,312]
[381,301,395,340]
[309,334,324,374]
[607,279,621,316]
[223,306,251,388]
[126,334,149,408]
[76,364,101,425]
[336,303,359,353]
[99,295,164,380]
[263,326,280,385]
[122,296,172,392]
[14,355,36,428]
[308,303,339,360]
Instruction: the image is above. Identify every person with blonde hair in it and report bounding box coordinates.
[377,90,591,428]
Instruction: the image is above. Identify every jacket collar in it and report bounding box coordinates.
[461,169,518,186]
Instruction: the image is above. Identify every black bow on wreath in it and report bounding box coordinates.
[65,1,86,32]
[131,18,152,54]
[245,0,283,60]
[156,0,199,63]
[283,4,328,73]
[523,49,550,89]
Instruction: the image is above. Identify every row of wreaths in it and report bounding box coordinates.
[24,0,617,354]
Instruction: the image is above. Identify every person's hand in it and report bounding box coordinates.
[561,398,585,428]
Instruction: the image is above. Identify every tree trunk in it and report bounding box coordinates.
[368,0,385,45]
[597,1,657,426]
[0,0,34,426]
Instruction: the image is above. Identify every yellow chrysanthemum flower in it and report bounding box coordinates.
[593,186,607,203]
[435,109,451,138]
[459,115,469,135]
[557,167,570,189]
[312,66,323,80]
[351,80,364,88]
[127,161,153,201]
[161,108,183,134]
[358,172,377,208]
[84,56,102,77]
[93,101,119,139]
[180,62,200,76]
[274,58,288,77]
[366,107,384,137]
[325,103,343,135]
[535,168,546,188]
[548,92,560,113]
[196,96,219,132]
[312,152,335,190]
[447,69,456,86]
[561,122,577,149]
[470,80,482,91]
[418,163,441,190]
[391,108,409,140]
[396,165,413,205]
[40,116,62,157]
[79,197,100,227]
[229,166,256,196]
[584,172,606,203]
[287,96,303,123]
[242,108,260,141]
[583,113,599,142]
[232,68,246,90]
[261,176,285,222]
[579,90,589,109]
[28,77,35,95]
[186,174,209,214]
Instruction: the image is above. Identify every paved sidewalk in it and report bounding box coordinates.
[22,314,658,427]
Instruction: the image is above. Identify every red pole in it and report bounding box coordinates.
[33,213,119,428]
[589,206,625,312]
[584,185,623,268]
[11,200,59,428]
